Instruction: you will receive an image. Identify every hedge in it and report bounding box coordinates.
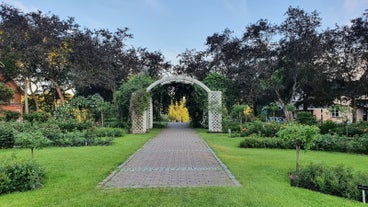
[292,163,368,202]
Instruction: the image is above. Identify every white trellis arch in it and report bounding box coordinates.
[131,75,222,134]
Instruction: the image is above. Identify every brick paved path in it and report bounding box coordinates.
[99,123,240,188]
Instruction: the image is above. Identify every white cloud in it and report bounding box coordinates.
[2,0,38,12]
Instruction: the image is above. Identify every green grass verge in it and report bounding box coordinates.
[0,128,366,206]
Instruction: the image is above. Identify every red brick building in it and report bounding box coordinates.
[0,74,23,116]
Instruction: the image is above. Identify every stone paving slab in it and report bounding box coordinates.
[99,123,240,188]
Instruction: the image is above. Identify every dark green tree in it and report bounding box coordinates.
[115,74,154,127]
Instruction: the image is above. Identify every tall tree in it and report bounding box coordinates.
[71,28,136,106]
[27,10,78,105]
[265,7,323,120]
[176,49,210,80]
[137,48,171,79]
[0,4,35,113]
[323,11,368,122]
[239,19,278,110]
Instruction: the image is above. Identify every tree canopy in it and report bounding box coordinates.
[1,3,368,125]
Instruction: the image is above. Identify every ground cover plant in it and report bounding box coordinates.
[0,129,366,207]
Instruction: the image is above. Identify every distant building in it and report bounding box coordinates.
[0,73,23,117]
[307,98,368,123]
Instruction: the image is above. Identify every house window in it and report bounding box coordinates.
[9,98,14,103]
[331,109,340,117]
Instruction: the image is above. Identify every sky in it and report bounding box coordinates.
[2,0,368,64]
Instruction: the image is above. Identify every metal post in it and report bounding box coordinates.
[363,190,366,204]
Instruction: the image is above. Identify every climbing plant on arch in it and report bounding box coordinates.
[130,75,223,133]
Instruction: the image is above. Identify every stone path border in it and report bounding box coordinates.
[99,123,240,188]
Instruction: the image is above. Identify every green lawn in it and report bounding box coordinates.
[0,128,366,207]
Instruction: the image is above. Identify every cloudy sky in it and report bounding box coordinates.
[2,0,368,64]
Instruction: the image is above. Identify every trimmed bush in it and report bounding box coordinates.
[240,136,294,149]
[240,121,282,137]
[91,127,125,137]
[319,121,368,137]
[312,134,368,154]
[292,163,368,202]
[0,157,45,195]
[0,122,15,148]
[61,131,86,147]
[240,133,368,155]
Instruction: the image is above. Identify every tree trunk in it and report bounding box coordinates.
[50,79,65,105]
[31,148,34,159]
[24,78,29,114]
[29,81,40,111]
[101,111,104,127]
[275,81,297,122]
[275,90,291,122]
[296,145,300,175]
[352,97,357,123]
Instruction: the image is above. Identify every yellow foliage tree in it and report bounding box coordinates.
[168,98,190,122]
[243,105,253,123]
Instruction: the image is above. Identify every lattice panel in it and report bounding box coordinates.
[131,111,145,134]
[208,91,222,132]
[147,98,153,129]
[130,92,147,134]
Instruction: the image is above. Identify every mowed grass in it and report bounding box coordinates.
[0,128,366,206]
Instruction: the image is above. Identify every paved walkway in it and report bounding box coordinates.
[99,123,240,188]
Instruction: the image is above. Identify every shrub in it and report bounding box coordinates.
[319,120,338,134]
[92,137,113,146]
[3,110,20,121]
[62,131,86,147]
[55,119,93,132]
[312,134,368,154]
[0,122,15,148]
[38,123,63,145]
[296,111,318,125]
[59,131,113,147]
[23,111,50,123]
[240,121,282,137]
[0,156,45,195]
[292,163,368,201]
[91,127,125,137]
[11,121,34,133]
[240,136,295,149]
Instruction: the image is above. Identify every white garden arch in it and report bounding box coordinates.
[131,75,222,133]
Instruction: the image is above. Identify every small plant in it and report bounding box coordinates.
[15,130,50,159]
[277,124,320,175]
